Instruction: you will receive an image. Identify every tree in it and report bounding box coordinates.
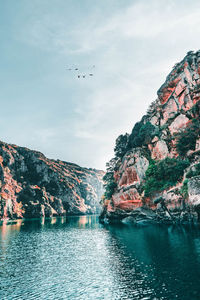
[114,133,129,158]
[144,158,190,196]
[103,158,117,200]
[176,119,200,156]
[128,121,156,149]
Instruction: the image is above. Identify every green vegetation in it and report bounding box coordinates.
[114,133,129,158]
[114,119,157,159]
[176,119,200,156]
[103,158,117,200]
[173,62,183,74]
[146,99,160,116]
[186,163,200,178]
[144,158,190,196]
[186,51,194,66]
[103,172,117,200]
[21,163,43,184]
[187,57,193,66]
[153,196,164,204]
[128,120,156,149]
[180,180,189,198]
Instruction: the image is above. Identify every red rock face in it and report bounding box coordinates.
[158,77,181,105]
[0,141,104,220]
[151,140,169,160]
[118,166,139,187]
[105,149,149,212]
[102,50,200,223]
[112,188,142,211]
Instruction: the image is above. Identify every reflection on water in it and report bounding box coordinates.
[1,216,200,300]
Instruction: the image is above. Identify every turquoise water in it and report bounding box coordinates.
[0,216,200,300]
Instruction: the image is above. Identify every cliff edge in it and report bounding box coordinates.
[0,141,104,220]
[101,50,200,225]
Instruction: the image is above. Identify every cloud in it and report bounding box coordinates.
[68,0,200,168]
[4,0,200,169]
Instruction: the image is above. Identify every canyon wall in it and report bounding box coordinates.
[0,141,104,220]
[101,50,200,225]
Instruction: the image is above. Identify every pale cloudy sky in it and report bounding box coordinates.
[1,0,200,169]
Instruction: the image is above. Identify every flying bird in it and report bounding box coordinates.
[66,65,96,80]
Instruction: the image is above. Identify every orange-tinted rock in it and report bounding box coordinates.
[158,77,181,105]
[116,200,142,210]
[151,140,169,160]
[0,141,104,220]
[162,98,178,122]
[101,50,200,224]
[118,166,139,187]
[112,187,141,204]
[168,114,189,135]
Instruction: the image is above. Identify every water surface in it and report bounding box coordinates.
[1,216,200,299]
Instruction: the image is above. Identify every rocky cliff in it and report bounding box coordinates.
[0,141,104,220]
[101,50,200,225]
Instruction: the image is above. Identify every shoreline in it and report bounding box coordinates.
[0,214,100,226]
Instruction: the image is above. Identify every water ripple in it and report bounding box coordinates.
[1,216,200,300]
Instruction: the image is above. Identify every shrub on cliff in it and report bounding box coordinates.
[186,163,200,178]
[128,121,156,149]
[176,119,200,156]
[103,158,117,200]
[114,133,129,158]
[144,158,190,196]
[180,180,189,198]
[103,172,117,199]
[146,99,160,116]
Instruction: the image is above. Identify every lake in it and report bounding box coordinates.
[1,215,200,299]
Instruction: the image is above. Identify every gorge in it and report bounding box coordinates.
[1,50,200,225]
[2,1,200,299]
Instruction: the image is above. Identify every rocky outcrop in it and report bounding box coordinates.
[0,141,104,220]
[101,50,200,225]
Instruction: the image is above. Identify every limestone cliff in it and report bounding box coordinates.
[101,50,200,225]
[0,141,104,220]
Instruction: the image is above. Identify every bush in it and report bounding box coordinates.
[103,158,118,200]
[154,196,164,204]
[114,133,129,158]
[187,57,193,66]
[128,121,156,149]
[103,171,117,200]
[144,158,190,196]
[146,99,160,116]
[176,119,200,156]
[180,180,188,198]
[186,163,200,178]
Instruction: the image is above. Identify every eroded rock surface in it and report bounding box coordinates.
[101,50,200,225]
[0,142,104,220]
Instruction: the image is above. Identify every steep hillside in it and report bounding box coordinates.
[101,50,200,225]
[0,141,104,220]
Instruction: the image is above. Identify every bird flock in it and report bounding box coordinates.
[66,65,95,79]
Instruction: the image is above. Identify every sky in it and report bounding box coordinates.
[1,0,200,170]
